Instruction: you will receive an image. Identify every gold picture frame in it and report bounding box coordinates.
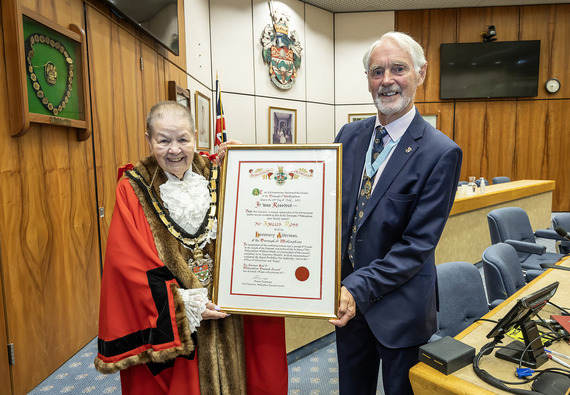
[195,90,211,151]
[214,144,342,318]
[269,107,297,144]
[348,113,375,123]
[2,4,91,140]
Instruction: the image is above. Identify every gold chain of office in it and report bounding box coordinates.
[25,33,74,116]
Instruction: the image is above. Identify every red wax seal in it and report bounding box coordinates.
[295,266,310,282]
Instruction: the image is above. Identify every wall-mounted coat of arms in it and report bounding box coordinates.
[260,1,302,90]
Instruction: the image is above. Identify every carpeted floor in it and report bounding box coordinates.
[28,332,384,394]
[28,213,566,394]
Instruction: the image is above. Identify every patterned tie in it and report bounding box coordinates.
[348,126,388,266]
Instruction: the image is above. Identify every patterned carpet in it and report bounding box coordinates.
[28,213,566,394]
[28,332,383,394]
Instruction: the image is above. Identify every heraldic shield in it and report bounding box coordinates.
[261,7,302,90]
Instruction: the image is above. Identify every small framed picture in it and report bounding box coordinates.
[421,114,439,129]
[195,90,211,150]
[168,81,191,109]
[269,107,296,144]
[348,113,375,123]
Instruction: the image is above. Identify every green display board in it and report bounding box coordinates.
[23,15,82,120]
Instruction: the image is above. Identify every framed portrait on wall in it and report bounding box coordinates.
[195,90,211,150]
[421,114,439,129]
[269,107,296,144]
[348,113,375,123]
[168,81,191,109]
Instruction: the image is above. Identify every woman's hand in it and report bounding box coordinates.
[215,139,243,166]
[201,301,230,320]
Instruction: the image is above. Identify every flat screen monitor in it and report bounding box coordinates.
[103,0,179,55]
[440,40,540,100]
[486,281,559,368]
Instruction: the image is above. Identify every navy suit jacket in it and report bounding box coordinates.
[334,111,462,348]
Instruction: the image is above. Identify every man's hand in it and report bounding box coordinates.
[329,286,356,327]
[215,139,242,165]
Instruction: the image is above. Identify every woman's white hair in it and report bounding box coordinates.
[362,31,427,74]
[146,101,195,137]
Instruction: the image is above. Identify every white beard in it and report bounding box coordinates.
[373,89,413,116]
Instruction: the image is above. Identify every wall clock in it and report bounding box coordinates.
[545,78,560,94]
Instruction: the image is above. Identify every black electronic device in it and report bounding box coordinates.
[486,281,559,368]
[102,0,179,55]
[532,371,570,395]
[440,40,540,100]
[555,226,570,241]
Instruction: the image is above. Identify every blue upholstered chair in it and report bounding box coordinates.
[458,181,468,186]
[481,243,533,307]
[535,213,570,255]
[475,178,489,187]
[487,207,564,272]
[429,261,489,341]
[492,176,511,184]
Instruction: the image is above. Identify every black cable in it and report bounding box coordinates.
[473,341,543,394]
[547,301,570,316]
[474,318,499,324]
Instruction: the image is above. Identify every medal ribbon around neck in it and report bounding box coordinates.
[125,165,219,250]
[365,132,401,178]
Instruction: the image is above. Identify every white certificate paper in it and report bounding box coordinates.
[214,145,341,318]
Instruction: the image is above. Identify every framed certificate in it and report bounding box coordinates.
[214,144,342,319]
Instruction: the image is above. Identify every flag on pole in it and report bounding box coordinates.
[214,75,227,151]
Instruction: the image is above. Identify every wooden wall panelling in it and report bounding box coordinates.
[0,1,100,393]
[457,6,519,43]
[454,101,517,182]
[544,100,570,211]
[86,5,146,257]
[515,100,570,211]
[453,102,486,181]
[396,10,428,102]
[396,8,458,104]
[482,101,517,181]
[514,100,548,181]
[141,41,164,128]
[521,5,570,100]
[0,5,15,392]
[0,259,10,393]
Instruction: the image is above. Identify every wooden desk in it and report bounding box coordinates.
[409,257,570,394]
[287,180,555,353]
[436,180,555,265]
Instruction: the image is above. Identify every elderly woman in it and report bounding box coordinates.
[95,101,287,394]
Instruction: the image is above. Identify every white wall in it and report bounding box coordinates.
[184,0,395,148]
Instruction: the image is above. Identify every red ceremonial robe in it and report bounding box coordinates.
[96,156,287,394]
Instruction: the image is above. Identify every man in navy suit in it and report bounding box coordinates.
[329,32,462,395]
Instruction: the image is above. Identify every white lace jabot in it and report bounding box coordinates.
[159,170,216,240]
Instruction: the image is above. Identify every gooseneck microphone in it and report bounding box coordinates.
[554,226,570,241]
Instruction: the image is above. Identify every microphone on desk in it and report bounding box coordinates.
[555,226,570,241]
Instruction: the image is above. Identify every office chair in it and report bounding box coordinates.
[492,176,511,184]
[481,243,543,307]
[458,181,468,186]
[429,261,489,341]
[475,178,489,187]
[535,213,570,254]
[487,207,564,271]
